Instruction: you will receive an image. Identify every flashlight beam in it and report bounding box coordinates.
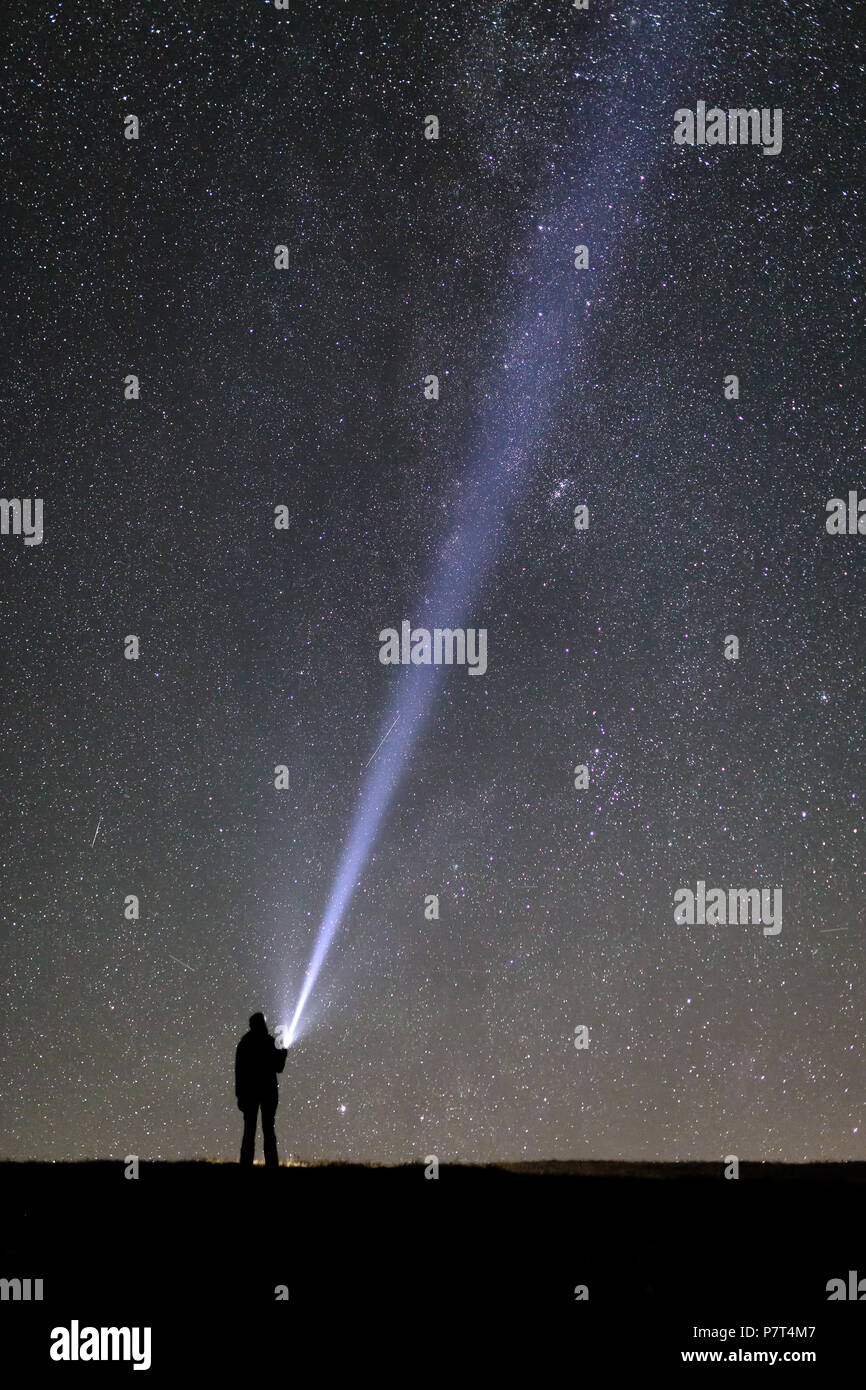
[286,14,689,1043]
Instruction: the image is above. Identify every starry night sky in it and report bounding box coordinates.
[1,0,863,1163]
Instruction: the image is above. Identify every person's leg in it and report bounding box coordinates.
[240,1102,258,1165]
[262,1098,278,1169]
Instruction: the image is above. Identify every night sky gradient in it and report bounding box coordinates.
[1,0,863,1163]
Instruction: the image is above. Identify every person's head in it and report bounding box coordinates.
[249,1012,267,1034]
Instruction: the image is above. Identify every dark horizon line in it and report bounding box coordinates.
[1,1156,863,1176]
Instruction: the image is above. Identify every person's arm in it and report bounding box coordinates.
[235,1043,245,1105]
[275,1044,287,1074]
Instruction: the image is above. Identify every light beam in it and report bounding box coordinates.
[286,286,566,1046]
[286,17,679,1042]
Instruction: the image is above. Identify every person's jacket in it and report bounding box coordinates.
[235,1029,287,1106]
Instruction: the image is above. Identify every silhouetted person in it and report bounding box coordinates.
[235,1012,288,1168]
